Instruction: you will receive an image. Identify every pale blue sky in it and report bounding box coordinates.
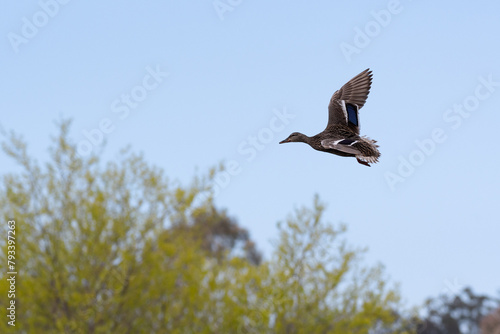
[2,0,499,308]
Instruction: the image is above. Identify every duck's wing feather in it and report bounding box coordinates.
[321,138,361,155]
[327,69,373,134]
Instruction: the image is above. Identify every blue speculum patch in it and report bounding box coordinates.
[338,138,356,146]
[346,103,358,126]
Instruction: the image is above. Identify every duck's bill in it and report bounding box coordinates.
[279,139,289,144]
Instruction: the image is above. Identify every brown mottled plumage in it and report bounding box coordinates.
[279,69,380,167]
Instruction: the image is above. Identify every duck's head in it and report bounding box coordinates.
[279,132,308,144]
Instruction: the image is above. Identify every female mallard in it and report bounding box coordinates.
[279,69,380,167]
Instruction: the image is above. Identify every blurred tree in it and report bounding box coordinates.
[171,203,261,265]
[0,120,404,333]
[418,287,500,334]
[481,307,500,334]
[246,195,409,334]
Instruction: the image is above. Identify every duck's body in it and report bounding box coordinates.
[279,69,380,167]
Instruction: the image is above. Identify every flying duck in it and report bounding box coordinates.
[279,69,380,167]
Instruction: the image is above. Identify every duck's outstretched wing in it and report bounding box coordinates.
[327,69,373,134]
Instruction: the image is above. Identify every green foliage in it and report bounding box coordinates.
[0,120,407,333]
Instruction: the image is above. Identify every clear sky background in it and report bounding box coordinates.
[1,0,499,308]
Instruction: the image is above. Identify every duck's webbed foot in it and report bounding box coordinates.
[356,158,371,167]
